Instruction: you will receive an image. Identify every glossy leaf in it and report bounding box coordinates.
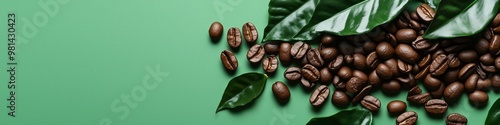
[421,0,441,9]
[215,73,268,113]
[423,0,499,39]
[306,108,372,125]
[485,98,500,125]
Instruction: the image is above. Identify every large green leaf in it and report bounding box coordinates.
[263,0,409,42]
[485,98,500,125]
[215,73,268,113]
[423,0,499,39]
[306,108,373,125]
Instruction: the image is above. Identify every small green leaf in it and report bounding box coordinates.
[215,73,268,113]
[423,0,499,39]
[306,108,372,125]
[485,98,500,125]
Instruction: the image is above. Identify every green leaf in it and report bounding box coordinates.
[420,0,441,9]
[423,0,499,39]
[215,73,268,113]
[306,108,373,125]
[485,98,500,125]
[263,0,409,42]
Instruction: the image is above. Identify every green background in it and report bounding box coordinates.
[0,0,498,125]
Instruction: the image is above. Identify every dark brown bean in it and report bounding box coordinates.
[477,78,492,91]
[322,34,337,45]
[291,41,310,59]
[398,59,413,73]
[242,22,258,44]
[247,44,265,63]
[424,99,448,115]
[388,100,407,116]
[361,95,381,112]
[465,74,479,92]
[475,38,491,55]
[396,111,418,125]
[458,49,478,63]
[264,41,280,55]
[332,75,346,89]
[346,77,366,95]
[262,55,278,73]
[366,52,380,69]
[353,54,367,70]
[310,85,330,107]
[443,69,460,84]
[459,63,477,80]
[469,90,488,107]
[369,71,382,86]
[430,83,445,99]
[397,74,417,89]
[332,90,350,107]
[424,74,442,90]
[376,63,393,79]
[429,54,449,76]
[415,65,430,80]
[480,53,495,65]
[412,36,432,50]
[407,93,431,105]
[490,35,500,56]
[307,48,324,67]
[496,57,500,70]
[492,74,500,90]
[444,82,464,102]
[279,43,292,65]
[328,55,344,71]
[227,27,242,48]
[352,85,372,103]
[382,80,401,94]
[320,47,338,62]
[301,77,315,89]
[220,50,238,71]
[302,64,320,82]
[272,81,290,103]
[418,54,432,68]
[376,42,394,59]
[385,59,400,77]
[396,28,418,43]
[446,113,467,125]
[319,68,333,84]
[416,3,435,23]
[284,67,301,81]
[209,22,223,40]
[338,66,353,80]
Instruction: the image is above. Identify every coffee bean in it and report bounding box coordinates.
[396,29,418,43]
[465,74,479,92]
[430,83,445,99]
[376,42,395,59]
[444,82,464,102]
[492,74,500,90]
[332,90,350,107]
[220,50,238,71]
[408,86,422,96]
[398,59,413,73]
[369,71,382,86]
[459,63,477,80]
[353,70,368,82]
[416,3,435,23]
[328,55,344,71]
[496,57,500,70]
[300,53,309,66]
[424,74,442,90]
[480,53,495,65]
[352,85,373,103]
[475,38,490,55]
[477,78,492,91]
[352,54,367,70]
[344,54,354,65]
[272,81,290,103]
[339,42,355,55]
[279,43,292,65]
[209,22,223,40]
[396,44,419,64]
[322,34,337,45]
[307,48,325,67]
[302,64,320,82]
[382,80,401,94]
[443,69,460,84]
[242,22,258,44]
[262,55,278,73]
[320,47,338,62]
[446,113,467,125]
[412,36,432,50]
[397,74,417,89]
[366,52,380,69]
[387,33,398,46]
[319,68,333,84]
[477,65,487,79]
[458,49,478,63]
[226,27,242,48]
[388,100,407,116]
[407,93,431,105]
[397,111,418,125]
[469,90,488,107]
[493,26,500,34]
[310,85,330,107]
[446,54,461,69]
[385,59,400,76]
[291,42,310,59]
[491,13,500,27]
[425,99,448,115]
[284,67,301,81]
[418,54,432,68]
[383,22,398,34]
[376,63,393,79]
[363,41,377,53]
[396,18,410,29]
[415,65,430,80]
[332,75,346,89]
[429,54,449,76]
[301,77,315,89]
[361,95,381,112]
[264,41,280,55]
[346,77,365,95]
[338,66,353,80]
[247,44,265,63]
[490,35,500,56]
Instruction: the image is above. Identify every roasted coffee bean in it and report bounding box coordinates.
[264,41,280,55]
[416,3,435,23]
[363,41,377,53]
[361,95,381,112]
[430,83,445,99]
[332,75,346,89]
[492,13,500,27]
[447,54,461,68]
[412,36,432,50]
[353,70,368,83]
[397,74,417,89]
[408,20,421,31]
[492,74,500,90]
[446,113,467,125]
[242,22,258,44]
[332,90,350,107]
[247,44,265,63]
[319,68,333,84]
[353,54,367,70]
[397,111,418,125]
[408,86,422,96]
[494,26,500,34]
[459,63,477,80]
[382,80,401,94]
[408,93,431,105]
[376,42,394,59]
[410,11,420,21]
[424,99,448,115]
[477,78,491,91]
[433,50,446,58]
[424,74,442,90]
[227,27,242,48]
[383,22,398,34]
[477,65,487,79]
[339,42,355,55]
[429,54,449,76]
[369,71,382,86]
[396,44,419,64]
[396,28,418,43]
[328,55,344,71]
[458,49,478,63]
[496,57,500,70]
[469,90,488,107]
[220,50,238,71]
[481,63,497,73]
[320,47,338,62]
[490,35,500,56]
[346,77,365,95]
[376,63,393,79]
[387,33,398,46]
[388,100,407,116]
[279,43,292,65]
[484,28,494,41]
[398,59,413,73]
[475,38,491,55]
[344,55,354,65]
[396,18,410,29]
[444,82,464,102]
[418,54,432,68]
[310,85,330,107]
[480,53,495,65]
[415,66,430,80]
[272,81,290,103]
[352,85,372,103]
[366,52,380,69]
[291,41,310,59]
[284,67,301,81]
[302,64,320,82]
[301,77,315,89]
[300,54,309,66]
[338,66,353,80]
[465,74,479,92]
[322,34,337,45]
[443,69,460,84]
[262,55,278,73]
[307,48,325,67]
[209,22,223,40]
[385,59,400,76]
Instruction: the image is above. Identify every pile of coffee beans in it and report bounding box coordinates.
[209,3,500,124]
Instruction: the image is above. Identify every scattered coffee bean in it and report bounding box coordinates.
[468,90,488,107]
[353,54,367,70]
[322,34,337,45]
[397,111,418,125]
[444,82,464,102]
[477,78,492,91]
[465,74,479,92]
[291,42,310,59]
[429,54,449,76]
[376,63,393,79]
[332,90,350,107]
[430,83,445,99]
[490,35,500,55]
[376,42,395,59]
[369,71,382,86]
[264,41,280,55]
[272,81,290,103]
[446,113,467,125]
[310,85,330,107]
[320,47,338,62]
[396,28,418,43]
[361,95,381,112]
[352,85,372,103]
[242,22,258,44]
[227,27,242,48]
[408,93,431,105]
[385,59,400,77]
[424,74,442,90]
[302,64,320,82]
[388,100,407,116]
[346,77,365,95]
[262,55,278,73]
[284,67,301,81]
[382,80,401,94]
[301,77,315,89]
[366,52,380,69]
[220,50,238,71]
[319,68,332,84]
[492,74,500,90]
[332,75,346,89]
[247,44,265,63]
[458,49,478,63]
[425,99,448,115]
[209,22,223,40]
[416,3,435,23]
[328,55,344,71]
[307,48,325,67]
[459,63,477,80]
[398,59,413,73]
[279,43,292,65]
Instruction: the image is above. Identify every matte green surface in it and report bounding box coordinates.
[0,0,498,125]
